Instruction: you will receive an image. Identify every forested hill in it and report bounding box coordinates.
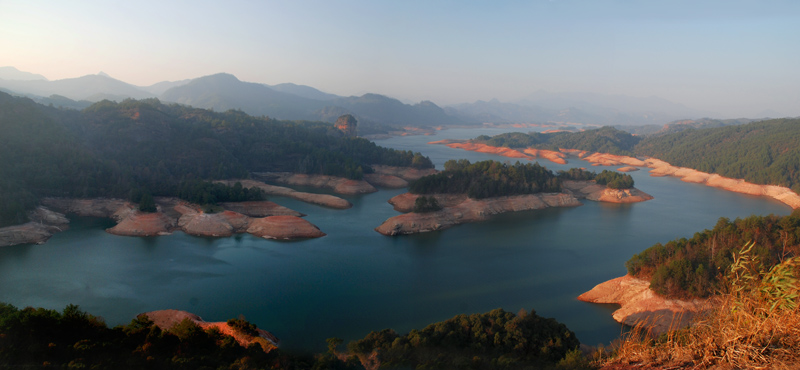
[625,209,800,299]
[634,119,800,194]
[0,92,432,226]
[471,118,800,194]
[473,126,639,156]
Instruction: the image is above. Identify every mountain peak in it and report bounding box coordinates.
[0,66,48,81]
[97,71,112,78]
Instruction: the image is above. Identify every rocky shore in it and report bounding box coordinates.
[143,309,279,352]
[644,158,800,209]
[364,165,440,188]
[254,172,378,195]
[375,193,582,235]
[219,179,352,209]
[428,139,568,164]
[35,197,325,242]
[252,166,438,192]
[578,275,710,336]
[377,180,653,235]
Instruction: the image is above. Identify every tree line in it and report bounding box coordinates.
[409,160,561,199]
[346,308,583,369]
[557,168,634,189]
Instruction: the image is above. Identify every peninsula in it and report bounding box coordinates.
[580,210,800,337]
[375,160,652,235]
[577,275,709,335]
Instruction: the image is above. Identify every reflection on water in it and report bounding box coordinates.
[0,127,792,352]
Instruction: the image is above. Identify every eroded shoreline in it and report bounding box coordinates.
[431,141,800,209]
[375,180,653,236]
[577,275,710,336]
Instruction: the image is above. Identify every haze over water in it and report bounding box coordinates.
[0,127,791,352]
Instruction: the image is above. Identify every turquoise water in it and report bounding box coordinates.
[0,127,791,352]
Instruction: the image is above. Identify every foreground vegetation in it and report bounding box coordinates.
[0,302,593,369]
[0,93,433,226]
[608,243,800,369]
[346,308,586,369]
[0,303,361,369]
[471,118,800,195]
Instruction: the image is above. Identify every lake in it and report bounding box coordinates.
[0,126,791,352]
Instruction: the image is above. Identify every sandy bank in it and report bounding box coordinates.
[219,201,304,217]
[387,193,469,213]
[254,172,377,195]
[246,215,326,239]
[107,208,176,237]
[0,207,69,247]
[428,140,567,165]
[220,179,352,209]
[363,174,408,188]
[363,165,441,188]
[644,158,800,209]
[370,165,439,181]
[144,309,279,351]
[376,193,581,235]
[562,181,654,203]
[578,275,709,336]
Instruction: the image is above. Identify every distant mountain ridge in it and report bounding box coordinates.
[0,73,155,101]
[1,65,747,128]
[160,73,323,119]
[447,90,718,127]
[0,67,473,131]
[614,118,762,136]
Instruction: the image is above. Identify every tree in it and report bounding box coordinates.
[138,192,157,212]
[326,337,343,354]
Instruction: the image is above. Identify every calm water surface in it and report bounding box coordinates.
[0,127,791,352]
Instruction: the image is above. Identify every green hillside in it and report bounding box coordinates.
[0,93,432,226]
[471,119,800,193]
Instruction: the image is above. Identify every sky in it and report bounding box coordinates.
[2,0,799,117]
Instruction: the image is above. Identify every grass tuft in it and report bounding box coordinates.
[604,242,800,369]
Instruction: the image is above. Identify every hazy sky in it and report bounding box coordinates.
[2,0,799,117]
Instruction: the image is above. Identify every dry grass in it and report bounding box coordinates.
[603,243,800,369]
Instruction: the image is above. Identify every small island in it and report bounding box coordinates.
[375,160,653,236]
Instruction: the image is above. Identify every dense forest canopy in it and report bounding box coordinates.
[473,126,639,156]
[347,308,582,370]
[0,92,432,227]
[409,160,561,199]
[634,119,800,194]
[557,168,634,189]
[626,209,800,298]
[471,118,800,194]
